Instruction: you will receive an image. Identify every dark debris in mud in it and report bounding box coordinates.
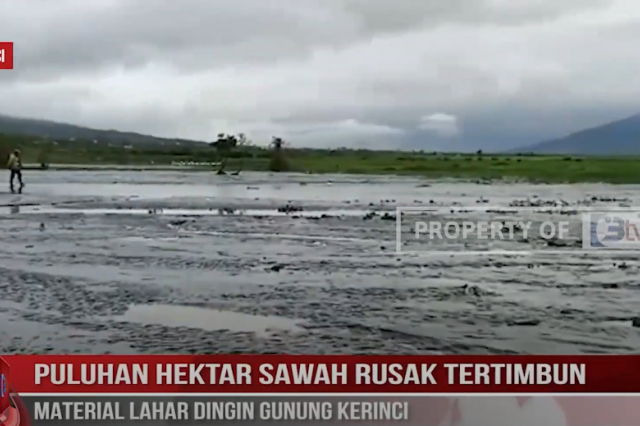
[278,204,303,213]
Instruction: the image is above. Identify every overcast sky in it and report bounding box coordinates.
[0,0,638,150]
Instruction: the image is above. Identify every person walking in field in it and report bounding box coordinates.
[7,149,24,193]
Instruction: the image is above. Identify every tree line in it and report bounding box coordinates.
[209,133,289,172]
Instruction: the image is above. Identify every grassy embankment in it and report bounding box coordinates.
[0,132,638,183]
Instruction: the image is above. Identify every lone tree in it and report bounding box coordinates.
[269,136,290,172]
[272,136,284,150]
[210,133,238,157]
[236,133,251,148]
[209,133,253,174]
[209,133,239,173]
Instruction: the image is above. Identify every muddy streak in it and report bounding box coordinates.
[1,171,639,354]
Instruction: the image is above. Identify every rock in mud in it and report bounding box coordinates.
[590,196,630,203]
[487,209,516,214]
[380,213,395,221]
[268,264,285,272]
[544,238,581,248]
[278,204,303,213]
[508,319,541,327]
[509,199,564,208]
[460,284,490,297]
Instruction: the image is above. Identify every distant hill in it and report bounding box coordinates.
[515,113,640,155]
[0,114,207,148]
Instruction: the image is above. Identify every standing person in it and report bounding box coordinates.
[7,149,24,193]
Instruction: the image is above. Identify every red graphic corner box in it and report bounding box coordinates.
[0,356,27,426]
[0,357,9,416]
[0,43,13,69]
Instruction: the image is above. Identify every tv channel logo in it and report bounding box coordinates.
[582,212,640,249]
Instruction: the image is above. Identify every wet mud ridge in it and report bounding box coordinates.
[1,171,640,354]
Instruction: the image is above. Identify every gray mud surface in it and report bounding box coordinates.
[1,171,639,354]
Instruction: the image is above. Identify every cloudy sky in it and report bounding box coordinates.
[0,0,638,150]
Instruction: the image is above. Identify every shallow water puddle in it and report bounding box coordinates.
[118,304,306,336]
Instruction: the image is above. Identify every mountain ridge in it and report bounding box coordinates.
[0,114,207,148]
[514,112,640,155]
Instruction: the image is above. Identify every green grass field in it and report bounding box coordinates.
[1,132,638,184]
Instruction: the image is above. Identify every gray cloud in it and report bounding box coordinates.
[340,0,609,32]
[418,113,460,137]
[0,0,636,149]
[1,0,611,79]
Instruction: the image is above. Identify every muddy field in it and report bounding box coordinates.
[1,170,639,354]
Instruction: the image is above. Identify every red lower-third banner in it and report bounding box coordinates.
[3,354,640,393]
